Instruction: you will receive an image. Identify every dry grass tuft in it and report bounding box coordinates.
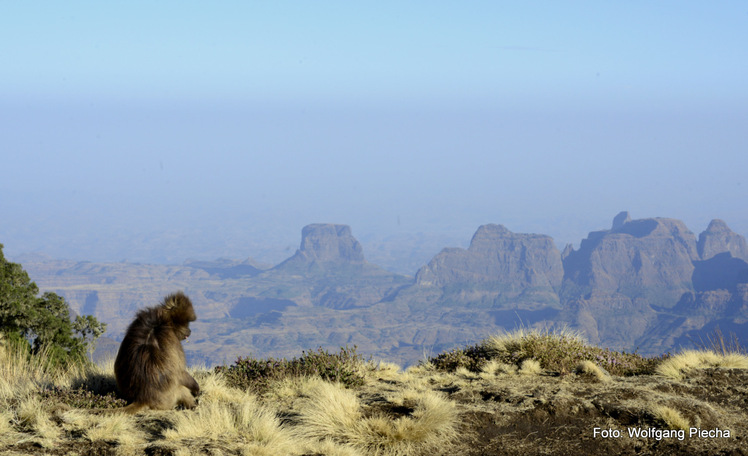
[0,410,18,446]
[163,375,297,455]
[369,361,404,383]
[651,405,690,431]
[294,379,361,439]
[88,414,141,445]
[691,326,746,356]
[17,396,61,446]
[164,400,296,455]
[656,350,748,380]
[296,380,457,456]
[575,360,612,383]
[519,359,542,376]
[0,344,50,400]
[68,357,118,394]
[1,340,98,403]
[195,370,254,404]
[61,409,144,446]
[479,360,517,378]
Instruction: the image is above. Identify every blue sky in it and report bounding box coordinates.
[1,2,747,269]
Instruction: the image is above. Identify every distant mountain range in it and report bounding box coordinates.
[19,212,748,367]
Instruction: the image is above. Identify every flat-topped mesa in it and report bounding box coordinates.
[416,224,563,293]
[697,219,748,261]
[286,224,365,265]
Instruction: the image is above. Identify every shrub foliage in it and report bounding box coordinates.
[216,346,366,392]
[41,386,127,409]
[428,329,664,376]
[0,244,106,367]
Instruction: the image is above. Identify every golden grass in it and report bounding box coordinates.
[656,349,748,380]
[519,359,542,376]
[0,410,18,447]
[0,341,94,402]
[0,345,48,401]
[61,409,144,446]
[296,380,457,456]
[369,361,404,383]
[651,405,690,431]
[575,360,612,383]
[16,396,61,447]
[162,374,298,456]
[480,359,518,378]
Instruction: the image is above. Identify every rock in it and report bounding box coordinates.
[560,213,702,354]
[563,214,698,306]
[612,211,631,230]
[697,219,748,261]
[561,244,574,261]
[184,257,264,278]
[279,224,365,267]
[271,224,411,309]
[692,252,748,292]
[414,224,563,308]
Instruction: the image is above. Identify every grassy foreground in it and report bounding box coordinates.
[1,330,747,455]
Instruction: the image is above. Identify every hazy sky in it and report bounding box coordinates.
[1,2,747,269]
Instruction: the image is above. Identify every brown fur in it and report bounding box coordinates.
[114,291,200,414]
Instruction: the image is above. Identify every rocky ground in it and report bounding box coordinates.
[447,368,747,455]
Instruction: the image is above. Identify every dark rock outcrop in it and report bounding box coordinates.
[692,252,748,292]
[697,219,748,261]
[611,210,631,230]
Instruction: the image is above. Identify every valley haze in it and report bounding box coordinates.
[17,212,748,368]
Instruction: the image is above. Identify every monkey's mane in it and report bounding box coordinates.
[116,292,195,404]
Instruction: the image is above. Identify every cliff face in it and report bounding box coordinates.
[563,212,698,307]
[414,224,563,308]
[697,219,748,261]
[559,212,748,352]
[558,212,699,349]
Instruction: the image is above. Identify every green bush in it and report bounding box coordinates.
[0,243,106,367]
[216,346,366,392]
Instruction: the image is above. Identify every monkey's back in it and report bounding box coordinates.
[114,306,186,404]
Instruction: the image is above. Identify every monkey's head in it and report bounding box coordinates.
[162,292,197,341]
[177,325,192,341]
